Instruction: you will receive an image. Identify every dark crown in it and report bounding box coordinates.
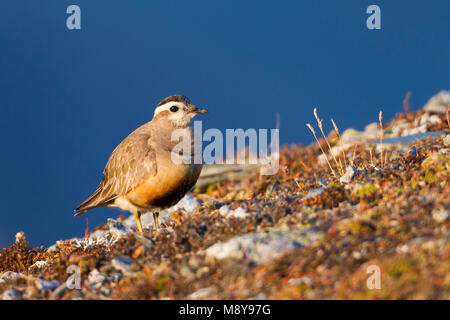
[156,94,191,108]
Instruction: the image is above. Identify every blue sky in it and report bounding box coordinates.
[0,1,449,247]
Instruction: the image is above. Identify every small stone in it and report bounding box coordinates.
[107,218,132,237]
[51,283,69,299]
[188,287,216,299]
[171,194,201,214]
[88,269,108,288]
[352,251,362,260]
[0,271,25,283]
[35,279,60,291]
[304,187,325,199]
[396,244,409,253]
[133,233,153,248]
[219,205,250,219]
[15,231,26,243]
[111,255,134,275]
[423,90,450,114]
[444,134,450,147]
[2,289,21,300]
[339,166,357,184]
[364,122,380,140]
[341,128,364,144]
[432,206,448,223]
[112,273,122,282]
[288,277,312,286]
[407,147,418,159]
[205,227,320,265]
[88,229,109,241]
[30,260,48,269]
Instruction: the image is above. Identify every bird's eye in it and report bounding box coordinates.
[170,105,179,112]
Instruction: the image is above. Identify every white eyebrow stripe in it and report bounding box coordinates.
[154,101,184,115]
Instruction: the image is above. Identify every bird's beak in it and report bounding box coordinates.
[189,105,208,114]
[195,108,208,114]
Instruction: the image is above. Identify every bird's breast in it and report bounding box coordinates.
[125,155,202,210]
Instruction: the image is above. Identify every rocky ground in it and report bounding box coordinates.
[1,91,449,300]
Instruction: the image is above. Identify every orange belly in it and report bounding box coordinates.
[125,163,201,209]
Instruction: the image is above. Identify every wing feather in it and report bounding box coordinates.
[75,128,157,214]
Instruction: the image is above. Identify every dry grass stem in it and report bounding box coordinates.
[313,108,343,175]
[403,91,412,114]
[379,111,384,168]
[446,108,450,129]
[369,149,374,167]
[331,118,348,169]
[351,144,357,166]
[306,123,337,177]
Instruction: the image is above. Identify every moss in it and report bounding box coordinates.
[206,183,218,192]
[354,183,377,196]
[389,259,413,278]
[0,240,41,273]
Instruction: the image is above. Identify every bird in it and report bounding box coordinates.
[74,94,207,233]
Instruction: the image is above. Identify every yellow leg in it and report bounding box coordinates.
[153,212,159,232]
[133,209,143,233]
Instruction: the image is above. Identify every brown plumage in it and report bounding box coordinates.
[74,94,207,232]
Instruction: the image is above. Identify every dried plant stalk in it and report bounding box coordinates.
[331,118,348,169]
[351,144,358,166]
[369,148,374,167]
[379,111,384,168]
[306,123,337,177]
[313,108,343,175]
[403,91,411,114]
[447,108,450,129]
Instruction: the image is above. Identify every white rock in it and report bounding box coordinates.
[171,194,201,214]
[188,287,216,299]
[423,90,450,114]
[364,122,381,140]
[88,269,111,289]
[402,124,428,136]
[107,218,132,237]
[111,255,133,275]
[206,228,319,265]
[367,131,445,146]
[35,279,60,291]
[304,187,326,199]
[288,277,312,286]
[88,229,109,240]
[2,289,21,300]
[51,283,69,299]
[415,112,442,127]
[432,206,448,223]
[30,260,48,269]
[352,251,362,260]
[390,119,410,137]
[340,166,357,184]
[251,294,269,300]
[0,271,25,283]
[396,244,409,253]
[219,205,250,219]
[444,134,450,147]
[341,128,365,144]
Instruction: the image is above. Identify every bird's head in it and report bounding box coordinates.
[153,94,207,127]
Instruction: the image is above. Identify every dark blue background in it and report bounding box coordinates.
[0,1,449,248]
